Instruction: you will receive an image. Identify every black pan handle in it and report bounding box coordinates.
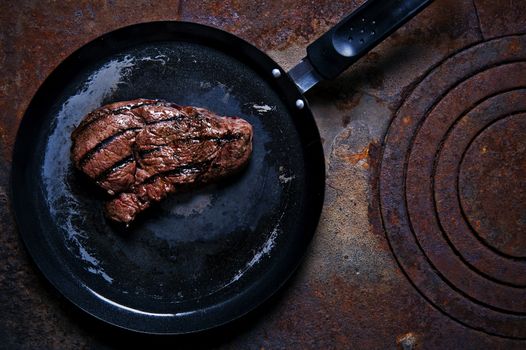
[308,0,433,79]
[289,0,433,92]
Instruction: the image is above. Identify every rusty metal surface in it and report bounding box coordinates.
[379,35,526,339]
[473,0,526,39]
[459,114,526,258]
[1,0,525,348]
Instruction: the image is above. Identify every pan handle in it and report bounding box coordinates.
[289,0,434,93]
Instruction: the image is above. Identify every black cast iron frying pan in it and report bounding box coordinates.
[11,0,432,334]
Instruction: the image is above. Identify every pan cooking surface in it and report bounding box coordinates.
[41,42,298,305]
[12,22,324,333]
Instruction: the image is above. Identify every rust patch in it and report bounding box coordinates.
[342,145,370,168]
[341,114,352,128]
[474,0,526,39]
[459,113,526,258]
[397,332,419,350]
[508,37,522,54]
[333,133,381,172]
[334,90,363,112]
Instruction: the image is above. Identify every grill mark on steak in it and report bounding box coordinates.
[74,100,160,135]
[95,155,135,182]
[97,150,213,189]
[137,147,161,157]
[78,127,141,168]
[74,99,183,138]
[140,160,212,185]
[71,115,144,164]
[71,99,253,223]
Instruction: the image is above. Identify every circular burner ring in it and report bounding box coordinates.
[379,35,526,339]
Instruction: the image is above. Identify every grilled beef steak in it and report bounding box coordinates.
[71,99,253,223]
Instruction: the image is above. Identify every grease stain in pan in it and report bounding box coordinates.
[230,224,281,284]
[43,56,136,283]
[252,104,275,113]
[42,54,174,282]
[163,191,213,217]
[278,165,296,184]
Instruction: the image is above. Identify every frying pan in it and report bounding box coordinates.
[11,0,432,334]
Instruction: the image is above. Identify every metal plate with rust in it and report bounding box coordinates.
[380,34,526,339]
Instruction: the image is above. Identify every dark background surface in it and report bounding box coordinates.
[1,0,525,348]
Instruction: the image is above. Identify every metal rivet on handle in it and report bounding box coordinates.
[272,68,281,78]
[296,99,305,109]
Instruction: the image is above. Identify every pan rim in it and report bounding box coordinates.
[10,20,325,334]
